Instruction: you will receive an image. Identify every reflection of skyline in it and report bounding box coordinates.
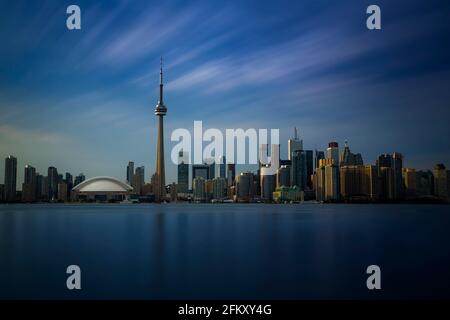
[1,0,450,186]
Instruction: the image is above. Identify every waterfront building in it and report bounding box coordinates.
[193,177,206,202]
[212,177,227,200]
[416,170,434,197]
[402,168,417,199]
[379,166,394,200]
[433,164,449,200]
[340,165,378,201]
[236,172,254,202]
[273,186,303,203]
[4,155,17,202]
[58,182,68,202]
[316,159,339,201]
[276,165,291,188]
[154,58,168,202]
[288,127,303,160]
[72,176,133,202]
[0,184,4,202]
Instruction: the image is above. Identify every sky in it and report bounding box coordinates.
[1,0,450,186]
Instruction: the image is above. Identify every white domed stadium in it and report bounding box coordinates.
[72,176,133,202]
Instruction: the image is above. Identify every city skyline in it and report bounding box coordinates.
[1,0,450,186]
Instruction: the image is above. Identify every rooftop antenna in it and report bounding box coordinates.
[294,127,298,140]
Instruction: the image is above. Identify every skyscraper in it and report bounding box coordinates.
[433,164,449,200]
[291,150,307,191]
[74,173,85,187]
[340,141,363,166]
[305,150,314,190]
[177,150,189,194]
[219,156,226,178]
[22,165,36,202]
[154,58,167,202]
[227,163,236,186]
[288,127,303,160]
[4,155,17,202]
[314,150,325,171]
[236,172,255,202]
[126,161,134,185]
[48,166,59,200]
[326,142,339,166]
[260,143,279,201]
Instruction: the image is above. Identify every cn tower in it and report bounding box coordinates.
[154,57,167,202]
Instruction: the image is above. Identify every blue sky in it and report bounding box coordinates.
[1,0,450,185]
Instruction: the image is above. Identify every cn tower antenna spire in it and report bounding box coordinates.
[159,56,164,104]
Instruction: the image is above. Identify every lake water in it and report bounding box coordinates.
[0,203,449,299]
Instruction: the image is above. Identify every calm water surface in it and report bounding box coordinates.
[0,203,449,299]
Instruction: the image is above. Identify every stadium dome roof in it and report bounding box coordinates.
[72,176,133,193]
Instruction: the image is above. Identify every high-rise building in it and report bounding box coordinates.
[433,164,449,200]
[314,150,325,171]
[291,150,307,191]
[260,144,279,201]
[236,172,254,202]
[74,173,85,187]
[58,182,68,202]
[193,164,209,180]
[177,150,189,194]
[416,170,434,197]
[65,172,73,200]
[136,166,145,185]
[36,174,47,201]
[305,150,314,190]
[315,159,339,201]
[132,167,145,195]
[126,161,134,185]
[48,166,59,200]
[326,142,339,166]
[288,127,303,160]
[340,165,378,201]
[227,163,236,186]
[0,184,5,202]
[276,165,291,188]
[377,153,404,200]
[193,177,206,202]
[402,168,417,199]
[340,141,363,166]
[22,165,37,202]
[219,156,226,178]
[212,177,227,200]
[206,159,215,180]
[392,152,404,200]
[379,167,394,201]
[154,58,168,202]
[4,155,17,202]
